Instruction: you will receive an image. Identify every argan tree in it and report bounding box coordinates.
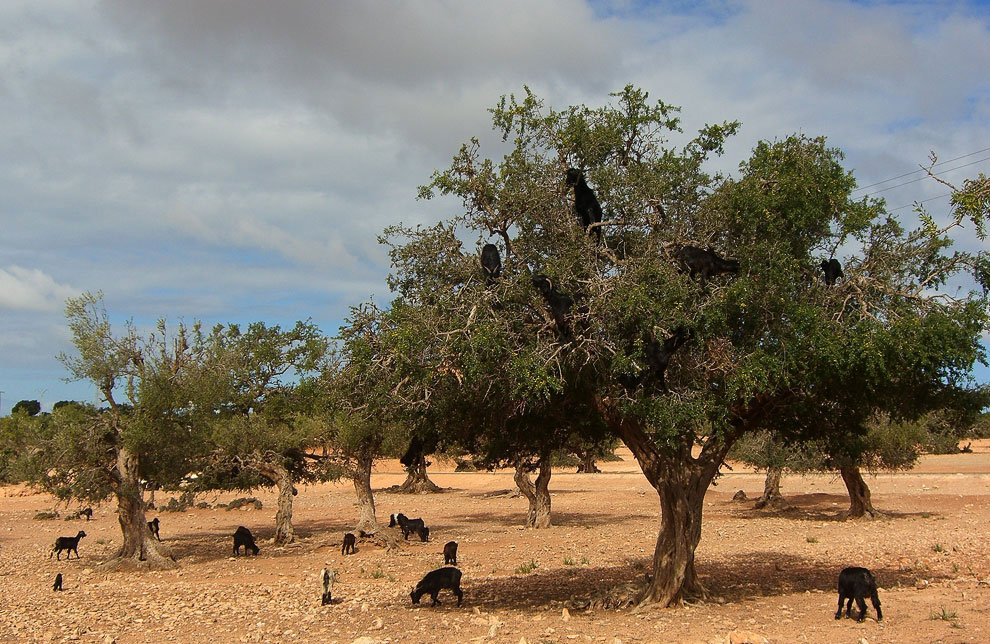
[41,292,219,569]
[378,87,988,607]
[200,321,332,545]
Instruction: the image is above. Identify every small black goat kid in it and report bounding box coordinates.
[49,531,86,560]
[233,526,260,556]
[443,541,458,566]
[52,573,63,592]
[147,517,161,541]
[835,566,882,622]
[676,245,740,281]
[342,532,356,555]
[480,244,502,284]
[821,258,844,286]
[411,567,463,607]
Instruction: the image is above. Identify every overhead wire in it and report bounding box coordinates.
[852,146,990,194]
[862,156,990,196]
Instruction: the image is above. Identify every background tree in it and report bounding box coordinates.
[11,399,41,416]
[325,302,415,536]
[36,292,219,569]
[382,87,988,607]
[197,321,333,545]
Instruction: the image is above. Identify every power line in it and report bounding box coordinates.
[862,156,990,196]
[852,146,990,194]
[888,192,952,213]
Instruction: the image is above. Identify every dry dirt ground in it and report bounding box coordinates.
[4,444,990,644]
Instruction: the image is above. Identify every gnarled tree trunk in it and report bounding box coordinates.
[753,466,788,510]
[576,450,601,473]
[598,394,780,608]
[351,450,378,534]
[252,460,297,545]
[103,446,177,571]
[513,453,552,529]
[396,453,442,493]
[840,464,878,518]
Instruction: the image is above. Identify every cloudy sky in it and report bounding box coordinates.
[2,0,989,412]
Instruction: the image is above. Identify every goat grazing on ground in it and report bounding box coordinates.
[49,531,86,560]
[566,168,603,240]
[52,573,63,591]
[443,541,458,566]
[341,532,356,555]
[675,245,740,281]
[232,526,259,556]
[320,567,337,605]
[147,517,161,541]
[400,517,429,542]
[821,258,843,286]
[411,567,463,607]
[66,507,92,521]
[389,513,408,528]
[835,566,882,622]
[480,244,502,284]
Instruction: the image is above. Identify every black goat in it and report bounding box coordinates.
[676,245,740,281]
[623,326,694,393]
[480,244,502,284]
[49,531,86,560]
[320,567,336,605]
[233,526,259,556]
[389,513,408,528]
[411,567,463,607]
[566,168,603,240]
[835,567,882,622]
[342,532,356,555]
[443,541,458,566]
[147,517,161,541]
[52,573,63,592]
[532,274,574,339]
[821,258,844,286]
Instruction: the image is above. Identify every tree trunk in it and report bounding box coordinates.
[251,460,297,545]
[753,466,788,510]
[576,451,601,473]
[513,456,552,529]
[103,447,177,571]
[351,450,378,534]
[840,464,878,519]
[599,406,730,607]
[396,453,442,493]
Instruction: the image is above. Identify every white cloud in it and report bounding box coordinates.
[1,0,989,406]
[0,266,77,312]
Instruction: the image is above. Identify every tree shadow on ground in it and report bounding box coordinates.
[723,493,934,522]
[455,510,648,529]
[698,551,945,601]
[456,552,947,611]
[161,517,354,563]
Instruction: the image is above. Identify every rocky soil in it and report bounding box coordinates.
[3,444,990,644]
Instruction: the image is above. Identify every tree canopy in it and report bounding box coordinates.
[373,86,988,606]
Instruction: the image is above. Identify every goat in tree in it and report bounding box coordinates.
[566,168,603,240]
[675,245,740,281]
[532,274,575,339]
[480,244,502,284]
[821,258,843,285]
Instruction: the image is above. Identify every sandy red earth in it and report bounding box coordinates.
[3,444,990,644]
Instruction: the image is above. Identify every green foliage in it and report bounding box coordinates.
[11,400,41,416]
[515,559,538,574]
